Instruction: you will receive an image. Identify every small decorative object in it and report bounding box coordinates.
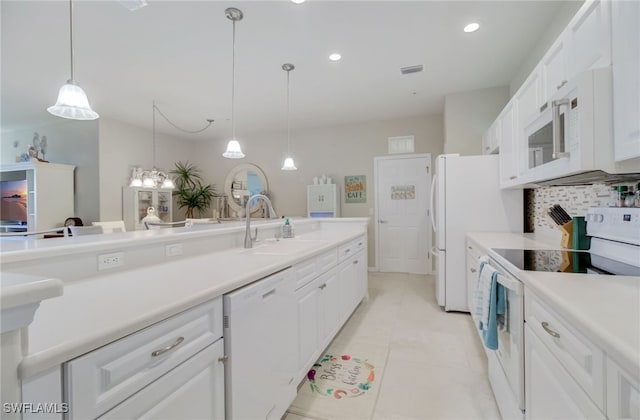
[345,175,366,203]
[141,206,161,228]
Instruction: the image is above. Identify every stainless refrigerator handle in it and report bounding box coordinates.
[552,98,571,159]
[430,174,437,233]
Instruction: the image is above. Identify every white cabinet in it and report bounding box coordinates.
[0,162,75,232]
[525,325,604,420]
[541,37,570,103]
[123,187,173,231]
[99,340,225,420]
[611,0,640,162]
[223,268,297,420]
[607,358,640,419]
[307,184,339,217]
[566,0,611,78]
[65,298,224,420]
[295,272,325,380]
[499,101,519,186]
[482,120,500,155]
[515,69,542,180]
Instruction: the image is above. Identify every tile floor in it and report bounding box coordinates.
[285,272,501,420]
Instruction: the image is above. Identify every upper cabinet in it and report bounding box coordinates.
[493,0,638,188]
[566,0,612,78]
[611,0,640,162]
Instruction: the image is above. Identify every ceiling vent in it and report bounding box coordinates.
[400,65,423,75]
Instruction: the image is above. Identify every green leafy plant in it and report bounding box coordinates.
[170,161,216,218]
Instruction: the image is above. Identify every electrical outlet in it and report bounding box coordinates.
[165,243,183,257]
[98,252,124,270]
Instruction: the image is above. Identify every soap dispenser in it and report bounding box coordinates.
[283,218,294,239]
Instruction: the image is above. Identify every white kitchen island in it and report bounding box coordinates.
[0,217,369,419]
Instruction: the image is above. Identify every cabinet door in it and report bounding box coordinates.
[99,340,225,420]
[607,358,640,419]
[525,326,604,420]
[567,0,611,77]
[296,278,323,380]
[541,37,569,102]
[155,191,172,223]
[337,254,361,322]
[319,268,342,347]
[612,0,640,161]
[499,101,518,185]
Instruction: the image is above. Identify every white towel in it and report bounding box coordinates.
[474,257,495,331]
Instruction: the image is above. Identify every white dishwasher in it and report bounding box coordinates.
[223,267,298,420]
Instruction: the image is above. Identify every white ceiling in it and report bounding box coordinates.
[2,0,570,140]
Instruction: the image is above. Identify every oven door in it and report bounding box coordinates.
[487,259,525,413]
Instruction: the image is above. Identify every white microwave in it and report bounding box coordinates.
[523,67,616,183]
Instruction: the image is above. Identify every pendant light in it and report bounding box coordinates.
[47,0,99,120]
[281,63,297,171]
[222,8,245,159]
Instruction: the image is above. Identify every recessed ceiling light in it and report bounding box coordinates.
[464,22,480,33]
[291,0,305,3]
[329,53,342,62]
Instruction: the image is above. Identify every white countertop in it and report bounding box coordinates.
[467,231,640,375]
[16,222,367,379]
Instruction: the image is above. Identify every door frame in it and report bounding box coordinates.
[373,153,432,274]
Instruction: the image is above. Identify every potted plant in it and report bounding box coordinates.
[170,161,216,219]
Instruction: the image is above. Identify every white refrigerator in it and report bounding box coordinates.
[430,154,523,312]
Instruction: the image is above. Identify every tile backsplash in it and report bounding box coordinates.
[525,184,617,233]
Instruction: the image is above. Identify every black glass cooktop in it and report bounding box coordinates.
[492,248,640,276]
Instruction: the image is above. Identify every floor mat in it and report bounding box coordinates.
[288,340,389,420]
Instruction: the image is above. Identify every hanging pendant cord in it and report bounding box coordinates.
[231,19,237,141]
[286,69,291,154]
[152,100,157,168]
[69,0,74,82]
[153,104,214,134]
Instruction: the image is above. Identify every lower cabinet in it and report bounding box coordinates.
[606,358,640,419]
[99,340,225,419]
[525,325,603,419]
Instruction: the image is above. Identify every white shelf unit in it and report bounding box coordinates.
[0,162,75,232]
[123,187,173,231]
[307,184,340,218]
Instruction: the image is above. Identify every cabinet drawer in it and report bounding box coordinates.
[525,292,604,409]
[338,236,365,262]
[294,258,318,290]
[316,248,338,273]
[65,298,223,420]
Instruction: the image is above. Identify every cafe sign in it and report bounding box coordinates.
[344,175,366,204]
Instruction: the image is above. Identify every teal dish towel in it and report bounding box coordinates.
[483,272,506,351]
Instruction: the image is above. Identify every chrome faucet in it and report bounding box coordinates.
[244,194,278,248]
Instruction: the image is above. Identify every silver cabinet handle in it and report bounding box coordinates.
[468,246,473,250]
[509,175,517,180]
[541,322,560,338]
[319,283,327,290]
[353,260,359,265]
[151,336,185,357]
[344,248,351,254]
[552,98,571,159]
[358,242,363,246]
[556,80,568,90]
[470,268,477,273]
[218,355,229,364]
[379,220,388,224]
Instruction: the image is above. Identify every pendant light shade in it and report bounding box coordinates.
[48,0,99,121]
[282,157,297,171]
[223,8,245,159]
[281,63,298,171]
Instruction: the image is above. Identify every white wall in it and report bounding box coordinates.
[98,118,199,222]
[1,119,100,223]
[443,86,510,155]
[509,1,584,95]
[193,114,444,267]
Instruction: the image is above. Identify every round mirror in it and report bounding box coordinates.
[224,163,269,215]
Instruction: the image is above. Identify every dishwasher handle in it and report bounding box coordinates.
[495,270,523,295]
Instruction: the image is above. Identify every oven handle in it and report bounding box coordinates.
[495,271,523,296]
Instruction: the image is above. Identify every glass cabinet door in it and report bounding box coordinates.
[137,190,153,224]
[156,191,172,222]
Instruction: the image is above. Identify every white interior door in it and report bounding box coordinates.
[375,154,431,274]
